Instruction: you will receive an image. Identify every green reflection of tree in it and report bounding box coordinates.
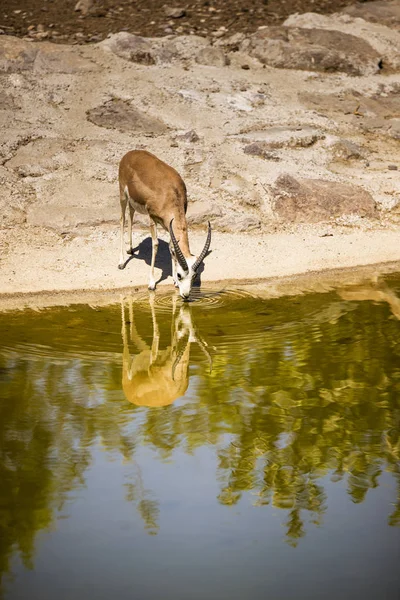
[0,346,157,597]
[201,297,400,546]
[1,281,400,592]
[133,288,400,546]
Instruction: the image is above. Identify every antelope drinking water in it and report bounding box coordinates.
[118,150,211,300]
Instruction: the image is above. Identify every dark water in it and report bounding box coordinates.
[1,277,400,599]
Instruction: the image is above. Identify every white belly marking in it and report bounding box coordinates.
[125,186,148,215]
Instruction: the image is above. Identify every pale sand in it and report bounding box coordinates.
[0,223,399,310]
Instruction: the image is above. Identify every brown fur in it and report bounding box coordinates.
[119,150,190,255]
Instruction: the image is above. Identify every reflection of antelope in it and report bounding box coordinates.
[121,294,211,407]
[338,281,400,320]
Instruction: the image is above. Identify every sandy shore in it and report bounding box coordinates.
[1,223,400,310]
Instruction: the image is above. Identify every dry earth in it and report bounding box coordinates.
[1,1,400,308]
[1,0,362,43]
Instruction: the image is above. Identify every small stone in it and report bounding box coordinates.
[196,47,229,67]
[75,0,94,16]
[163,6,186,19]
[388,164,398,170]
[243,142,279,161]
[241,64,250,70]
[176,129,200,142]
[211,30,225,38]
[330,139,365,161]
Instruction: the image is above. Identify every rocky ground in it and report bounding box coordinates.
[2,0,362,44]
[1,1,400,307]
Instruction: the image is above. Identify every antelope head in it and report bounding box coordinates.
[169,219,212,300]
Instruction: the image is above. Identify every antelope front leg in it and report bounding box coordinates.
[148,220,159,291]
[127,202,135,256]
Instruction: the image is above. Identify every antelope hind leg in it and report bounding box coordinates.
[118,194,127,269]
[148,221,159,291]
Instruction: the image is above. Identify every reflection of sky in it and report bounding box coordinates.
[9,442,400,600]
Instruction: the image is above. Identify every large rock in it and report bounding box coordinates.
[328,139,366,162]
[219,173,262,208]
[271,175,378,223]
[0,36,38,73]
[214,214,262,232]
[86,99,169,135]
[187,201,222,225]
[232,126,323,149]
[0,36,96,74]
[299,89,400,139]
[99,33,156,65]
[100,32,210,65]
[241,26,381,76]
[5,138,74,176]
[195,47,229,67]
[34,45,98,73]
[284,12,400,72]
[342,1,400,30]
[25,179,116,230]
[159,35,210,63]
[0,88,20,110]
[0,167,35,228]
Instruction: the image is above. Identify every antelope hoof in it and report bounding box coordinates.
[173,279,179,288]
[118,263,125,270]
[148,282,156,291]
[126,248,134,255]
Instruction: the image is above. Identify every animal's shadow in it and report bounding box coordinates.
[121,237,210,289]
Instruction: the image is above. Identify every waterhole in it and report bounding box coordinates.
[1,277,400,599]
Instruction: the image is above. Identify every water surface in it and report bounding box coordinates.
[1,277,400,599]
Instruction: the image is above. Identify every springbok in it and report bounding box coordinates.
[121,294,212,408]
[118,150,211,300]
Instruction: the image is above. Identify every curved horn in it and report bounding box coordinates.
[171,338,189,381]
[193,221,211,272]
[169,219,188,272]
[196,337,213,374]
